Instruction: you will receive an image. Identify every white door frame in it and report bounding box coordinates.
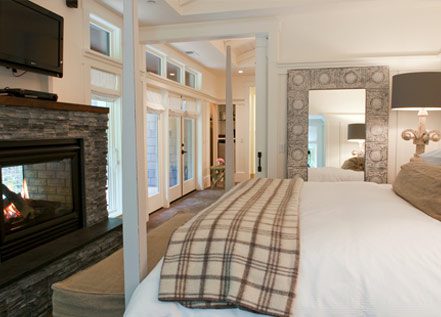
[168,113,183,202]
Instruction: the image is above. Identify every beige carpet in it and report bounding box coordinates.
[52,212,196,317]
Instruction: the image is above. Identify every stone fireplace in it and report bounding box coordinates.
[0,96,122,316]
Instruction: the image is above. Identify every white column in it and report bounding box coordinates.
[122,0,148,306]
[255,34,268,178]
[225,46,234,191]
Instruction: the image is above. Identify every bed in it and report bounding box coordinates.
[307,167,364,182]
[125,176,441,317]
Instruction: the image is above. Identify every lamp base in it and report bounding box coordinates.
[401,109,441,157]
[351,141,365,157]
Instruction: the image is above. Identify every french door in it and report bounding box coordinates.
[169,115,196,202]
[146,112,163,213]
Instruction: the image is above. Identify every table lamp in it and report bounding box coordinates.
[347,123,366,157]
[392,72,441,157]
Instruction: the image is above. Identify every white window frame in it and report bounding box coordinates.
[166,59,185,84]
[144,47,202,90]
[87,64,123,217]
[90,22,112,57]
[145,50,165,77]
[184,68,200,89]
[87,14,122,62]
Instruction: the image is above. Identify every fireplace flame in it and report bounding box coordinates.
[21,178,29,199]
[4,203,22,220]
[3,178,28,220]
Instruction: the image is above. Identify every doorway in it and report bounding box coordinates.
[169,114,197,202]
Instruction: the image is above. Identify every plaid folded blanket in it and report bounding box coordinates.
[159,178,303,317]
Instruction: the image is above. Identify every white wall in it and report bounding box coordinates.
[278,5,441,63]
[275,4,441,182]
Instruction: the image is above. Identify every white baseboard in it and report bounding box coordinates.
[203,175,211,189]
[234,172,250,182]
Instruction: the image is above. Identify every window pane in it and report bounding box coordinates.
[146,52,162,75]
[169,116,181,187]
[184,118,194,181]
[146,113,159,196]
[167,62,181,83]
[185,71,196,88]
[91,94,120,215]
[90,24,110,56]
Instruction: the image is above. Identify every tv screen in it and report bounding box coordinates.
[0,0,63,78]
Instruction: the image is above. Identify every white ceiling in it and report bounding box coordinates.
[98,0,441,27]
[96,0,380,27]
[170,38,256,74]
[98,0,297,26]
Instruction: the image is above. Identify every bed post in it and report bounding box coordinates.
[122,0,148,306]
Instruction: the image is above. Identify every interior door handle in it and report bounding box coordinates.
[257,152,262,172]
[181,150,187,155]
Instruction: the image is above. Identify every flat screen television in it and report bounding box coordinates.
[0,0,64,78]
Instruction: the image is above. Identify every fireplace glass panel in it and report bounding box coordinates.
[2,158,74,234]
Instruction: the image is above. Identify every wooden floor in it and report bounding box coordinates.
[147,188,224,231]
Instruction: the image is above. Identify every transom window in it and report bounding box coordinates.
[88,14,121,61]
[146,52,162,76]
[90,23,111,56]
[185,71,197,88]
[167,62,181,83]
[145,47,202,89]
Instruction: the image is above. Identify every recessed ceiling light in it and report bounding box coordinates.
[146,0,157,4]
[238,70,244,74]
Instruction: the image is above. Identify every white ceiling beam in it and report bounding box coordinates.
[139,16,279,44]
[236,49,256,66]
[167,0,311,16]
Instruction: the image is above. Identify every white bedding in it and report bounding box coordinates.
[308,167,364,182]
[125,182,441,317]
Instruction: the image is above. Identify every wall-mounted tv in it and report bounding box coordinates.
[0,0,64,78]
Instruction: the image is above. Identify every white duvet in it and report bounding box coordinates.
[125,182,441,317]
[308,167,364,182]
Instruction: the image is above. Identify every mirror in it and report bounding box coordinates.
[287,66,390,183]
[308,89,366,181]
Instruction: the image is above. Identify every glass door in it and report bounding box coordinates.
[168,115,182,202]
[91,93,121,217]
[146,112,162,213]
[182,117,196,195]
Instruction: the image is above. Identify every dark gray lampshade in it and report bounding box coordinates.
[392,72,441,110]
[347,123,365,141]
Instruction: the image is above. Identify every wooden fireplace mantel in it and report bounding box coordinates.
[0,95,109,114]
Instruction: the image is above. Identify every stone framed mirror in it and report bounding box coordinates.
[287,66,390,183]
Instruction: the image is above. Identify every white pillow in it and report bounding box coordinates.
[421,148,441,165]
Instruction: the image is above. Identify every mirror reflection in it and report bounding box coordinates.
[308,89,366,181]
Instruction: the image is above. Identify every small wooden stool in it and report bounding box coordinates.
[210,165,225,188]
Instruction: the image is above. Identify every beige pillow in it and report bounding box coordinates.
[341,157,364,171]
[393,161,441,221]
